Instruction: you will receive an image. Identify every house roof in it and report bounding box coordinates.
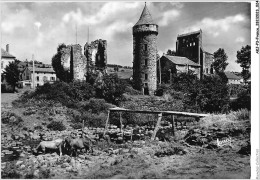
[134,3,156,26]
[28,67,55,73]
[225,72,242,80]
[1,48,16,58]
[162,55,201,67]
[177,30,202,38]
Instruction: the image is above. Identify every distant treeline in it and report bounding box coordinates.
[107,64,132,69]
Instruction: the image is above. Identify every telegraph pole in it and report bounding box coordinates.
[88,26,89,43]
[76,24,77,44]
[32,54,35,89]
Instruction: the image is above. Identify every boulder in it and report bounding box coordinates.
[31,134,40,140]
[6,134,13,141]
[33,169,40,178]
[66,166,73,172]
[61,163,70,168]
[238,142,250,155]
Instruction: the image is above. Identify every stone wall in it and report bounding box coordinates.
[203,52,214,74]
[133,33,157,95]
[84,39,107,72]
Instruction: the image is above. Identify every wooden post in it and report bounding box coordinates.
[103,110,110,136]
[119,112,124,140]
[151,113,162,140]
[119,112,123,132]
[82,119,85,137]
[171,115,175,136]
[130,129,133,141]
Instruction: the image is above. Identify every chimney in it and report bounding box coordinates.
[6,44,9,53]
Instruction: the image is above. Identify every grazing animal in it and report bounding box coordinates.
[64,137,93,156]
[33,138,64,156]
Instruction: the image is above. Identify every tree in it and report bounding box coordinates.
[212,48,228,73]
[95,73,126,105]
[166,49,176,56]
[51,43,72,82]
[3,61,20,92]
[236,45,251,82]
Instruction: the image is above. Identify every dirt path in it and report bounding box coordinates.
[86,147,250,179]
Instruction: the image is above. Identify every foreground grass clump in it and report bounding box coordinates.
[198,109,250,137]
[1,162,22,179]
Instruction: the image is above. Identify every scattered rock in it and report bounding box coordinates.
[33,169,40,178]
[6,134,13,141]
[16,160,23,166]
[66,166,73,172]
[61,163,70,168]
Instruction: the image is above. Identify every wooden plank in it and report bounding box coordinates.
[171,115,175,137]
[109,107,209,117]
[151,113,162,140]
[103,110,110,136]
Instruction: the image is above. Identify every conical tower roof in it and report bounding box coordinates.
[134,3,156,26]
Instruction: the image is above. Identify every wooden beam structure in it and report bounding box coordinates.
[107,107,209,141]
[171,115,175,136]
[109,107,209,118]
[103,110,110,136]
[151,113,162,140]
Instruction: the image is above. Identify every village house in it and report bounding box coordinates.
[225,71,243,85]
[158,55,201,83]
[19,67,56,88]
[1,44,16,74]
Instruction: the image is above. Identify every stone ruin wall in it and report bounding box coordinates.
[70,44,87,81]
[61,44,87,81]
[61,47,71,70]
[84,39,107,72]
[59,39,107,81]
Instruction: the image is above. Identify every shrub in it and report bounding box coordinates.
[47,121,66,131]
[154,143,187,157]
[71,123,82,129]
[13,81,96,108]
[83,98,115,114]
[125,86,143,95]
[95,73,127,105]
[34,125,43,130]
[85,112,107,127]
[230,84,251,110]
[1,111,23,125]
[39,168,51,179]
[229,109,250,121]
[169,72,230,113]
[1,162,21,179]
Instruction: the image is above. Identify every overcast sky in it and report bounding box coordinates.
[1,1,251,71]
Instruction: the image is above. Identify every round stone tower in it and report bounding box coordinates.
[133,3,158,95]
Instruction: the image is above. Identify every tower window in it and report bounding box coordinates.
[145,74,148,80]
[145,59,148,66]
[193,42,195,46]
[144,44,148,51]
